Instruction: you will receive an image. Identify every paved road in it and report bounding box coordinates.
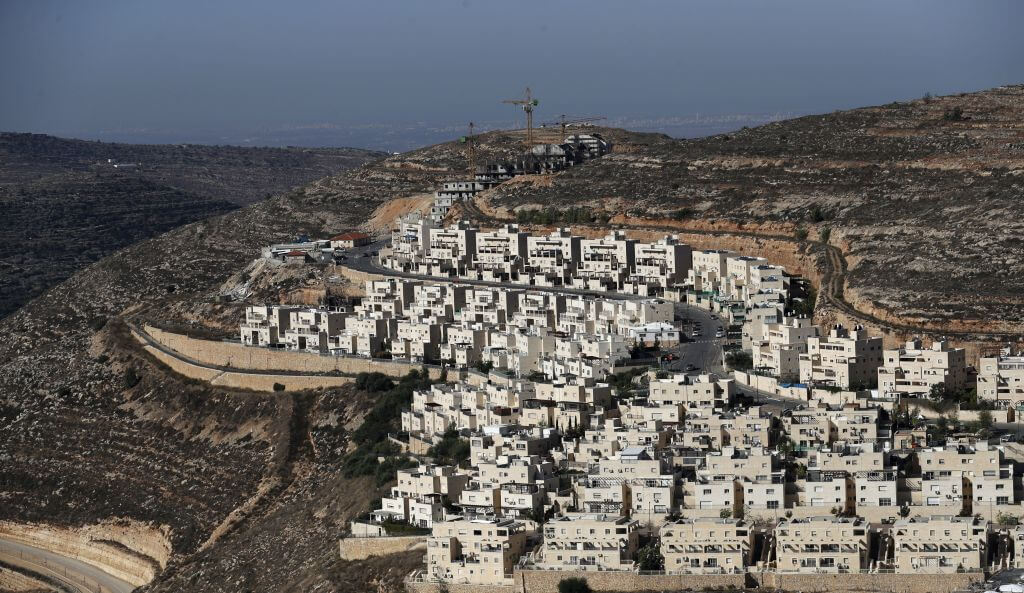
[661,303,725,375]
[0,538,136,593]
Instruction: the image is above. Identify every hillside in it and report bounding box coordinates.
[0,85,1022,592]
[475,86,1024,334]
[0,133,385,318]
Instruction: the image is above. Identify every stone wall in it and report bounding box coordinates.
[338,535,426,561]
[733,371,809,399]
[756,570,982,593]
[140,325,444,380]
[518,569,745,593]
[408,568,982,593]
[142,343,354,392]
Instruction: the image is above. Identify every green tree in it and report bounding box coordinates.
[725,350,753,371]
[819,227,832,244]
[794,227,809,241]
[636,541,665,571]
[977,409,994,435]
[558,577,593,593]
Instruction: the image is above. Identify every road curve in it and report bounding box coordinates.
[0,538,136,593]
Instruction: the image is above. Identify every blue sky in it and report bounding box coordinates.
[2,0,1021,146]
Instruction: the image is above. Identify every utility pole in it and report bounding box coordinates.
[502,87,539,148]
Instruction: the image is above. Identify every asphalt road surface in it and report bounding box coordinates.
[0,538,136,593]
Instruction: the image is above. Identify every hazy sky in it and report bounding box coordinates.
[2,0,1022,145]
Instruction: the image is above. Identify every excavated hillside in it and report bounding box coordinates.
[0,86,1022,591]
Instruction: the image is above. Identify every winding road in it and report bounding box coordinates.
[0,538,135,593]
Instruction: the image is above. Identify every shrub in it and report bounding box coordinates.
[725,350,753,371]
[809,204,827,223]
[819,227,831,244]
[123,367,141,389]
[272,382,286,392]
[997,512,1020,526]
[672,208,693,221]
[427,428,471,465]
[943,106,964,121]
[794,227,809,241]
[558,577,592,593]
[354,372,394,393]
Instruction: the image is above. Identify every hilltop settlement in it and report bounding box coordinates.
[222,137,1024,592]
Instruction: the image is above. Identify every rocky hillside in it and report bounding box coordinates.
[0,133,385,318]
[0,86,1022,592]
[477,86,1024,334]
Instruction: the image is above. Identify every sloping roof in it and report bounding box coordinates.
[331,231,370,241]
[284,250,307,257]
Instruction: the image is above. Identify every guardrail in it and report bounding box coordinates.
[0,543,109,593]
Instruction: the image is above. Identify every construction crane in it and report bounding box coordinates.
[502,87,539,147]
[541,115,607,143]
[459,122,476,176]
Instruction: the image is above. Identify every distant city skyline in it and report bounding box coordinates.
[2,0,1022,151]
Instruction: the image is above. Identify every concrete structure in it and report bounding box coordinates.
[774,517,868,573]
[799,324,883,389]
[877,339,967,399]
[661,518,752,573]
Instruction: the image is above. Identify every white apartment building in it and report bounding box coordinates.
[774,516,868,573]
[649,373,736,411]
[525,228,581,286]
[240,305,298,346]
[628,236,692,296]
[390,212,434,265]
[752,315,818,380]
[538,514,640,571]
[799,324,883,389]
[661,518,751,573]
[426,517,534,584]
[877,339,967,399]
[977,348,1024,407]
[576,230,635,291]
[891,515,988,573]
[425,221,477,276]
[472,224,529,282]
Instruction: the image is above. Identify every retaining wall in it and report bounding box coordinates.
[141,325,444,380]
[733,371,809,399]
[756,570,982,593]
[142,344,354,392]
[338,535,426,561]
[518,569,745,593]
